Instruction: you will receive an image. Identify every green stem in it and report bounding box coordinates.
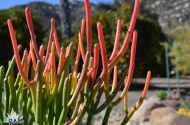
[86,114,93,125]
[67,52,90,108]
[8,76,18,112]
[121,110,134,125]
[86,100,95,125]
[4,78,9,117]
[57,77,69,125]
[0,66,4,122]
[35,61,43,125]
[5,56,16,78]
[102,106,113,125]
[26,97,32,124]
[23,88,28,124]
[71,93,82,120]
[91,69,128,114]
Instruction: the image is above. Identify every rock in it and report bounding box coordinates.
[161,99,180,109]
[149,107,176,124]
[154,113,190,125]
[139,121,153,125]
[147,95,161,102]
[154,113,176,125]
[130,100,154,121]
[130,96,164,122]
[126,121,139,125]
[170,114,190,125]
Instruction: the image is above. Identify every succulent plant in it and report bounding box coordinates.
[0,0,151,124]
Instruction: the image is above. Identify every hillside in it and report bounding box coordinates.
[17,1,97,30]
[2,0,190,32]
[142,0,190,30]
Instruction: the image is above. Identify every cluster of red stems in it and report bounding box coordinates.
[0,0,151,124]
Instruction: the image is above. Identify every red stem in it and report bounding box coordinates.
[81,19,85,40]
[79,32,85,61]
[109,0,140,68]
[119,30,138,98]
[84,0,92,53]
[30,42,37,70]
[25,7,41,60]
[57,48,65,76]
[97,23,109,93]
[90,44,99,88]
[39,45,45,60]
[142,71,151,98]
[45,18,55,63]
[74,44,81,73]
[109,19,121,62]
[7,20,31,86]
[53,26,61,57]
[23,49,29,75]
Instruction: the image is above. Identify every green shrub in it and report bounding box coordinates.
[156,90,167,100]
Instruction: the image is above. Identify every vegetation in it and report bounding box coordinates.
[63,2,166,77]
[156,90,167,100]
[0,0,152,124]
[166,25,190,74]
[0,7,45,68]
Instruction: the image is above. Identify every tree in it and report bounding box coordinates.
[61,3,166,77]
[92,3,166,77]
[167,25,190,74]
[0,7,45,68]
[59,0,72,40]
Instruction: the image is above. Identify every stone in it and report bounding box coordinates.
[139,121,153,125]
[170,114,190,125]
[147,95,161,102]
[130,96,164,122]
[149,107,176,124]
[161,99,180,109]
[154,113,190,125]
[154,113,177,125]
[126,121,139,125]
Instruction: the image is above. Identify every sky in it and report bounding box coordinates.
[0,0,114,10]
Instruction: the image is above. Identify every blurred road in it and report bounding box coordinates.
[99,90,158,109]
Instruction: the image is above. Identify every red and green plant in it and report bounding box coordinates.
[0,0,151,124]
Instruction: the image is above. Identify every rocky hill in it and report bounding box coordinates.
[142,0,190,30]
[18,1,97,30]
[3,0,190,31]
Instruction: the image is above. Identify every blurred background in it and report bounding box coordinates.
[0,0,190,79]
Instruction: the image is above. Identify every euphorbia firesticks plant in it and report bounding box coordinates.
[0,0,151,124]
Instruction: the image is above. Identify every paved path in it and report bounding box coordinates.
[132,77,190,88]
[99,90,158,109]
[99,76,190,110]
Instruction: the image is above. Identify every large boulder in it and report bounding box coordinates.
[149,107,176,124]
[154,113,190,125]
[161,99,180,109]
[130,96,163,122]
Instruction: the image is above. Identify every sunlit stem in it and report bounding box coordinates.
[111,66,118,92]
[68,52,90,107]
[97,23,109,98]
[90,44,99,88]
[30,42,37,71]
[45,19,55,63]
[79,31,86,61]
[25,7,41,60]
[109,19,121,62]
[7,19,31,86]
[121,71,151,125]
[84,0,92,53]
[109,0,140,69]
[39,45,45,60]
[112,30,137,106]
